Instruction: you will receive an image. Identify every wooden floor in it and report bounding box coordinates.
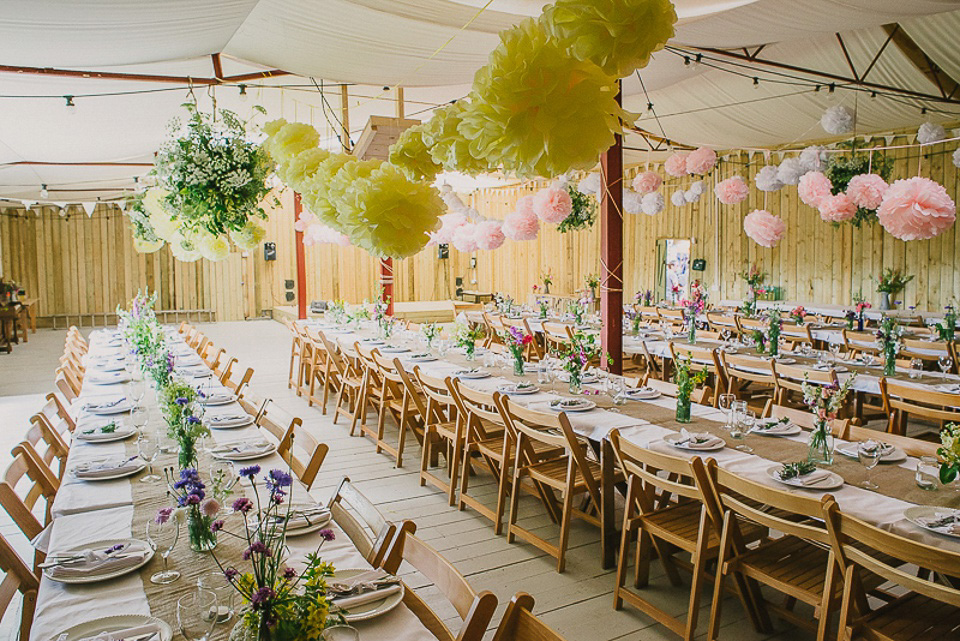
[0,321,815,641]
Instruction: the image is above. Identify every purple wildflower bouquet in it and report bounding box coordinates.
[502,325,534,376]
[559,332,603,393]
[162,467,220,552]
[212,465,339,641]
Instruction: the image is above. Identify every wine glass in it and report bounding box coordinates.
[800,342,813,358]
[857,440,882,490]
[829,343,842,363]
[718,394,736,429]
[909,358,924,379]
[731,408,755,453]
[606,376,625,411]
[720,328,732,344]
[939,355,954,381]
[137,433,161,483]
[131,405,149,434]
[146,517,181,584]
[177,589,218,641]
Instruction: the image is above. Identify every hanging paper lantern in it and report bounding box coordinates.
[632,171,662,195]
[715,176,749,205]
[820,105,855,135]
[533,185,573,223]
[917,122,947,145]
[817,193,857,223]
[743,209,786,248]
[685,147,717,175]
[664,152,688,177]
[230,221,266,251]
[798,171,832,208]
[388,126,442,182]
[577,172,602,198]
[776,158,804,186]
[452,221,479,252]
[952,148,960,169]
[755,166,783,192]
[845,174,888,211]
[640,192,664,216]
[877,176,956,241]
[133,237,164,254]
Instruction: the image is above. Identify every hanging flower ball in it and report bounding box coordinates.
[533,186,573,223]
[846,174,888,211]
[670,190,687,207]
[917,122,947,145]
[685,147,717,175]
[799,145,827,173]
[776,158,805,186]
[953,148,960,169]
[877,176,956,241]
[820,105,855,135]
[664,152,689,177]
[715,176,749,205]
[632,171,662,195]
[623,189,643,214]
[502,206,540,241]
[170,233,202,262]
[285,148,331,186]
[388,126,442,182]
[755,165,783,192]
[818,193,857,222]
[133,237,164,254]
[743,209,786,247]
[474,220,506,250]
[452,222,479,252]
[798,171,832,208]
[421,101,491,175]
[640,192,665,216]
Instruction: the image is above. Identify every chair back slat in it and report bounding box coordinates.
[326,477,396,568]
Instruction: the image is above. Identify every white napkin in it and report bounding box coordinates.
[331,570,402,610]
[82,397,127,412]
[678,429,723,450]
[201,392,235,404]
[206,413,250,427]
[211,439,271,456]
[281,508,331,531]
[753,419,794,435]
[73,623,161,641]
[74,458,141,479]
[77,426,134,442]
[47,542,148,579]
[786,469,832,486]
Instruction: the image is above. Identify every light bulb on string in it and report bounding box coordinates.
[40,184,49,199]
[753,77,760,89]
[237,84,248,102]
[64,95,76,115]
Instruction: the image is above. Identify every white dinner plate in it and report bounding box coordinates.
[454,369,490,379]
[43,538,155,584]
[498,383,540,395]
[767,465,844,490]
[330,568,405,622]
[664,433,725,451]
[623,387,661,400]
[280,511,333,537]
[406,353,437,363]
[750,419,802,437]
[212,441,277,461]
[835,444,907,463]
[75,426,138,443]
[49,614,172,641]
[206,416,255,430]
[200,393,238,406]
[83,400,135,415]
[771,357,797,365]
[379,346,410,354]
[547,399,596,413]
[903,506,960,539]
[74,459,146,481]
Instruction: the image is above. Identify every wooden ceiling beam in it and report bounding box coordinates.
[882,23,960,101]
[0,63,289,85]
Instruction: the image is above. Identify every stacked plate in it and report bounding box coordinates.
[768,465,843,490]
[547,398,596,413]
[623,386,661,400]
[82,397,134,415]
[205,411,254,429]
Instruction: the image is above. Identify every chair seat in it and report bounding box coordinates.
[642,501,764,551]
[860,592,960,641]
[431,421,459,440]
[730,536,832,602]
[475,435,559,459]
[525,456,608,491]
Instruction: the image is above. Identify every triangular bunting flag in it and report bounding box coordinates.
[81,202,96,217]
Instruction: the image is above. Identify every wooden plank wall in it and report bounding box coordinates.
[1,133,957,320]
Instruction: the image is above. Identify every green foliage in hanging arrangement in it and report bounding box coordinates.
[822,145,894,228]
[556,184,596,233]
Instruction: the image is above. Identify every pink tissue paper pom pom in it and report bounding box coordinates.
[516,194,535,217]
[502,208,540,241]
[432,212,468,244]
[632,171,662,195]
[474,220,506,250]
[845,173,888,211]
[715,176,749,205]
[294,211,314,233]
[798,171,832,208]
[664,152,689,177]
[877,176,956,241]
[743,209,786,248]
[685,147,717,175]
[817,192,857,222]
[532,186,572,223]
[452,222,479,252]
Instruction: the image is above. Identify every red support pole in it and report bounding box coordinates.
[380,258,394,316]
[600,84,624,375]
[294,192,307,320]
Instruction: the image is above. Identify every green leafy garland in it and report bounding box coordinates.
[556,184,596,233]
[126,194,160,244]
[822,145,893,228]
[153,102,272,237]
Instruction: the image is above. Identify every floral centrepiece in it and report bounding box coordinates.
[938,423,960,485]
[160,379,209,469]
[789,306,806,325]
[766,308,782,357]
[875,316,903,376]
[454,323,484,360]
[740,263,766,318]
[164,468,219,552]
[673,355,707,423]
[503,326,534,376]
[935,306,957,341]
[560,332,602,394]
[679,280,706,343]
[802,374,855,465]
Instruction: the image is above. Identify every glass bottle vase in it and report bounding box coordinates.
[676,395,692,423]
[807,420,834,465]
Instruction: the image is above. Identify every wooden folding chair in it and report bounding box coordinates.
[880,378,960,435]
[381,529,498,641]
[659,307,686,330]
[256,400,300,448]
[706,312,739,337]
[26,414,69,481]
[484,312,505,348]
[498,397,618,573]
[40,391,76,435]
[639,373,712,405]
[823,498,960,641]
[899,337,953,370]
[278,422,328,490]
[236,385,269,423]
[221,360,253,393]
[0,530,39,640]
[541,321,574,355]
[353,343,388,440]
[414,368,462,506]
[842,329,882,358]
[772,362,839,408]
[283,318,301,390]
[720,352,776,412]
[369,352,424,467]
[326,477,409,569]
[762,403,849,438]
[779,321,814,351]
[492,593,569,641]
[304,327,334,412]
[0,450,58,571]
[841,423,939,458]
[321,334,366,434]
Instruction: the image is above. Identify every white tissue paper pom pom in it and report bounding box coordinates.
[755,165,784,192]
[623,189,643,215]
[670,190,688,207]
[917,122,947,145]
[953,148,960,169]
[821,105,855,135]
[776,158,805,186]
[799,145,827,173]
[640,192,665,216]
[577,172,602,198]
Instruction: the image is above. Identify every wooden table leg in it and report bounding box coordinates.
[600,438,617,569]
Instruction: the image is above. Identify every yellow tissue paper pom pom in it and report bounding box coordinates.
[302,153,357,230]
[285,147,331,187]
[421,102,491,175]
[195,232,231,262]
[541,0,677,78]
[169,232,202,262]
[143,188,181,242]
[133,237,164,254]
[336,164,444,258]
[388,126,442,182]
[460,19,633,178]
[230,220,266,251]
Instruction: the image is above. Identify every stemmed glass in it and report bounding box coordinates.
[146,517,181,584]
[137,432,161,483]
[829,343,842,363]
[909,358,924,379]
[718,394,736,430]
[939,356,954,381]
[126,379,145,405]
[198,572,235,623]
[857,440,882,490]
[177,589,218,641]
[730,408,755,453]
[131,405,149,435]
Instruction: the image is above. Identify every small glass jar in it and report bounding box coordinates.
[915,456,940,491]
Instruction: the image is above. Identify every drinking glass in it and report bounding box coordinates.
[800,342,813,358]
[128,379,146,404]
[857,440,882,490]
[606,376,625,410]
[322,626,360,641]
[909,358,924,379]
[731,409,754,453]
[720,329,731,344]
[137,433,161,483]
[537,363,552,385]
[131,405,149,434]
[718,394,736,429]
[197,572,235,623]
[916,456,940,491]
[146,517,181,584]
[939,356,954,381]
[829,343,842,362]
[177,589,218,641]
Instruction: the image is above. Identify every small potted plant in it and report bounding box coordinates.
[559,332,602,394]
[938,423,960,485]
[679,280,707,344]
[935,305,957,341]
[673,355,707,423]
[874,268,914,310]
[162,468,219,552]
[789,306,806,325]
[421,322,441,349]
